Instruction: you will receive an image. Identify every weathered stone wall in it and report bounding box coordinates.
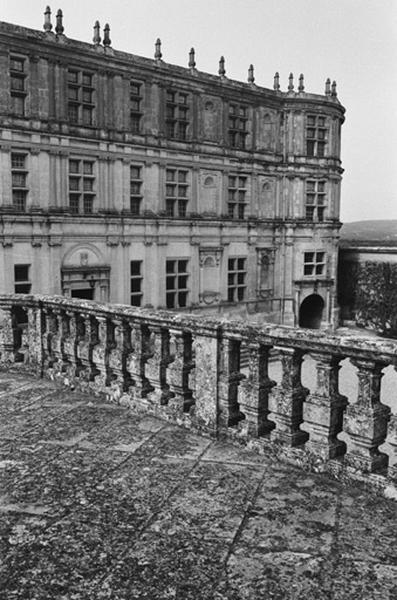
[1,293,396,494]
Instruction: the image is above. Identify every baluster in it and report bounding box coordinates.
[51,308,67,379]
[0,306,16,363]
[108,317,131,403]
[63,310,79,384]
[238,342,276,437]
[388,409,397,481]
[92,315,110,394]
[145,325,170,407]
[303,353,348,459]
[344,359,391,473]
[218,336,245,432]
[166,329,194,415]
[190,331,218,434]
[268,347,309,446]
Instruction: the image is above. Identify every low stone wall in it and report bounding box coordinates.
[1,294,396,495]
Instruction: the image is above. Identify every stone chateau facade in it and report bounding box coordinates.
[0,7,345,327]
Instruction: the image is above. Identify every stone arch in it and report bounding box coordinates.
[299,293,324,329]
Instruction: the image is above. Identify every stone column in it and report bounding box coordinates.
[344,359,391,473]
[76,314,97,390]
[303,353,348,459]
[108,317,131,402]
[238,342,276,437]
[217,336,245,432]
[126,321,151,403]
[144,325,171,408]
[42,307,57,375]
[166,329,194,416]
[269,347,309,446]
[26,305,44,372]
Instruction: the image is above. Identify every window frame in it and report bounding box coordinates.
[130,260,143,306]
[165,168,189,217]
[10,55,27,116]
[67,69,95,126]
[303,251,326,277]
[68,158,96,215]
[165,90,190,141]
[228,103,248,149]
[305,179,327,222]
[228,175,247,219]
[11,152,28,211]
[227,257,247,302]
[306,114,327,157]
[14,264,31,294]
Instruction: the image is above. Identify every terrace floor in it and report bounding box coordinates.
[0,369,396,600]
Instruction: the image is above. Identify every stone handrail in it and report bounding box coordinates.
[1,294,396,491]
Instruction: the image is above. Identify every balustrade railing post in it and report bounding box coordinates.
[344,359,391,473]
[238,342,276,437]
[76,313,97,390]
[303,353,348,460]
[42,307,57,375]
[63,310,79,385]
[268,347,309,446]
[92,315,110,394]
[0,305,17,363]
[166,328,194,416]
[190,330,219,434]
[144,325,170,407]
[26,304,44,372]
[126,322,151,404]
[218,336,245,433]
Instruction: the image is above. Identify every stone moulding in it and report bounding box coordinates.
[0,293,396,497]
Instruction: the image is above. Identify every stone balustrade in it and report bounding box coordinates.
[1,294,397,491]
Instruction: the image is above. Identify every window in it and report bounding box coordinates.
[67,69,95,126]
[303,251,326,276]
[130,81,143,133]
[228,103,248,148]
[14,264,31,294]
[166,91,189,140]
[10,56,27,116]
[306,115,327,157]
[130,165,143,215]
[130,261,143,306]
[68,159,95,214]
[228,258,247,302]
[165,168,189,217]
[166,259,189,308]
[306,180,326,221]
[11,153,28,211]
[228,175,247,219]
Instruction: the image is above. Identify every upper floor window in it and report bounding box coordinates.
[306,180,326,222]
[130,80,143,133]
[67,70,95,126]
[228,257,247,302]
[69,159,95,214]
[165,168,189,217]
[10,56,27,116]
[11,153,28,211]
[306,115,327,157]
[130,165,143,215]
[166,259,189,308]
[166,91,189,140]
[228,175,247,219]
[303,251,326,276]
[228,103,248,149]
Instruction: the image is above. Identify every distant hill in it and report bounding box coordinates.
[340,220,397,247]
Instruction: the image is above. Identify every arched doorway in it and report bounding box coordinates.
[299,294,324,329]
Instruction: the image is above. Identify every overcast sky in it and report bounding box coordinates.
[1,0,396,223]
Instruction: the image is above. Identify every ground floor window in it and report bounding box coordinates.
[130,260,143,306]
[14,264,31,293]
[166,259,189,308]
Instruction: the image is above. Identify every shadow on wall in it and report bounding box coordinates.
[299,294,324,329]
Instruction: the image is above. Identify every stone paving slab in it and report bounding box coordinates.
[0,371,396,599]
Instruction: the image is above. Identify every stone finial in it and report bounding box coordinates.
[288,72,294,91]
[43,6,52,32]
[55,9,64,34]
[103,23,111,47]
[298,73,304,92]
[248,64,255,84]
[325,78,331,96]
[218,56,226,77]
[189,47,196,69]
[93,20,101,45]
[155,38,162,60]
[273,72,280,91]
[331,80,337,97]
